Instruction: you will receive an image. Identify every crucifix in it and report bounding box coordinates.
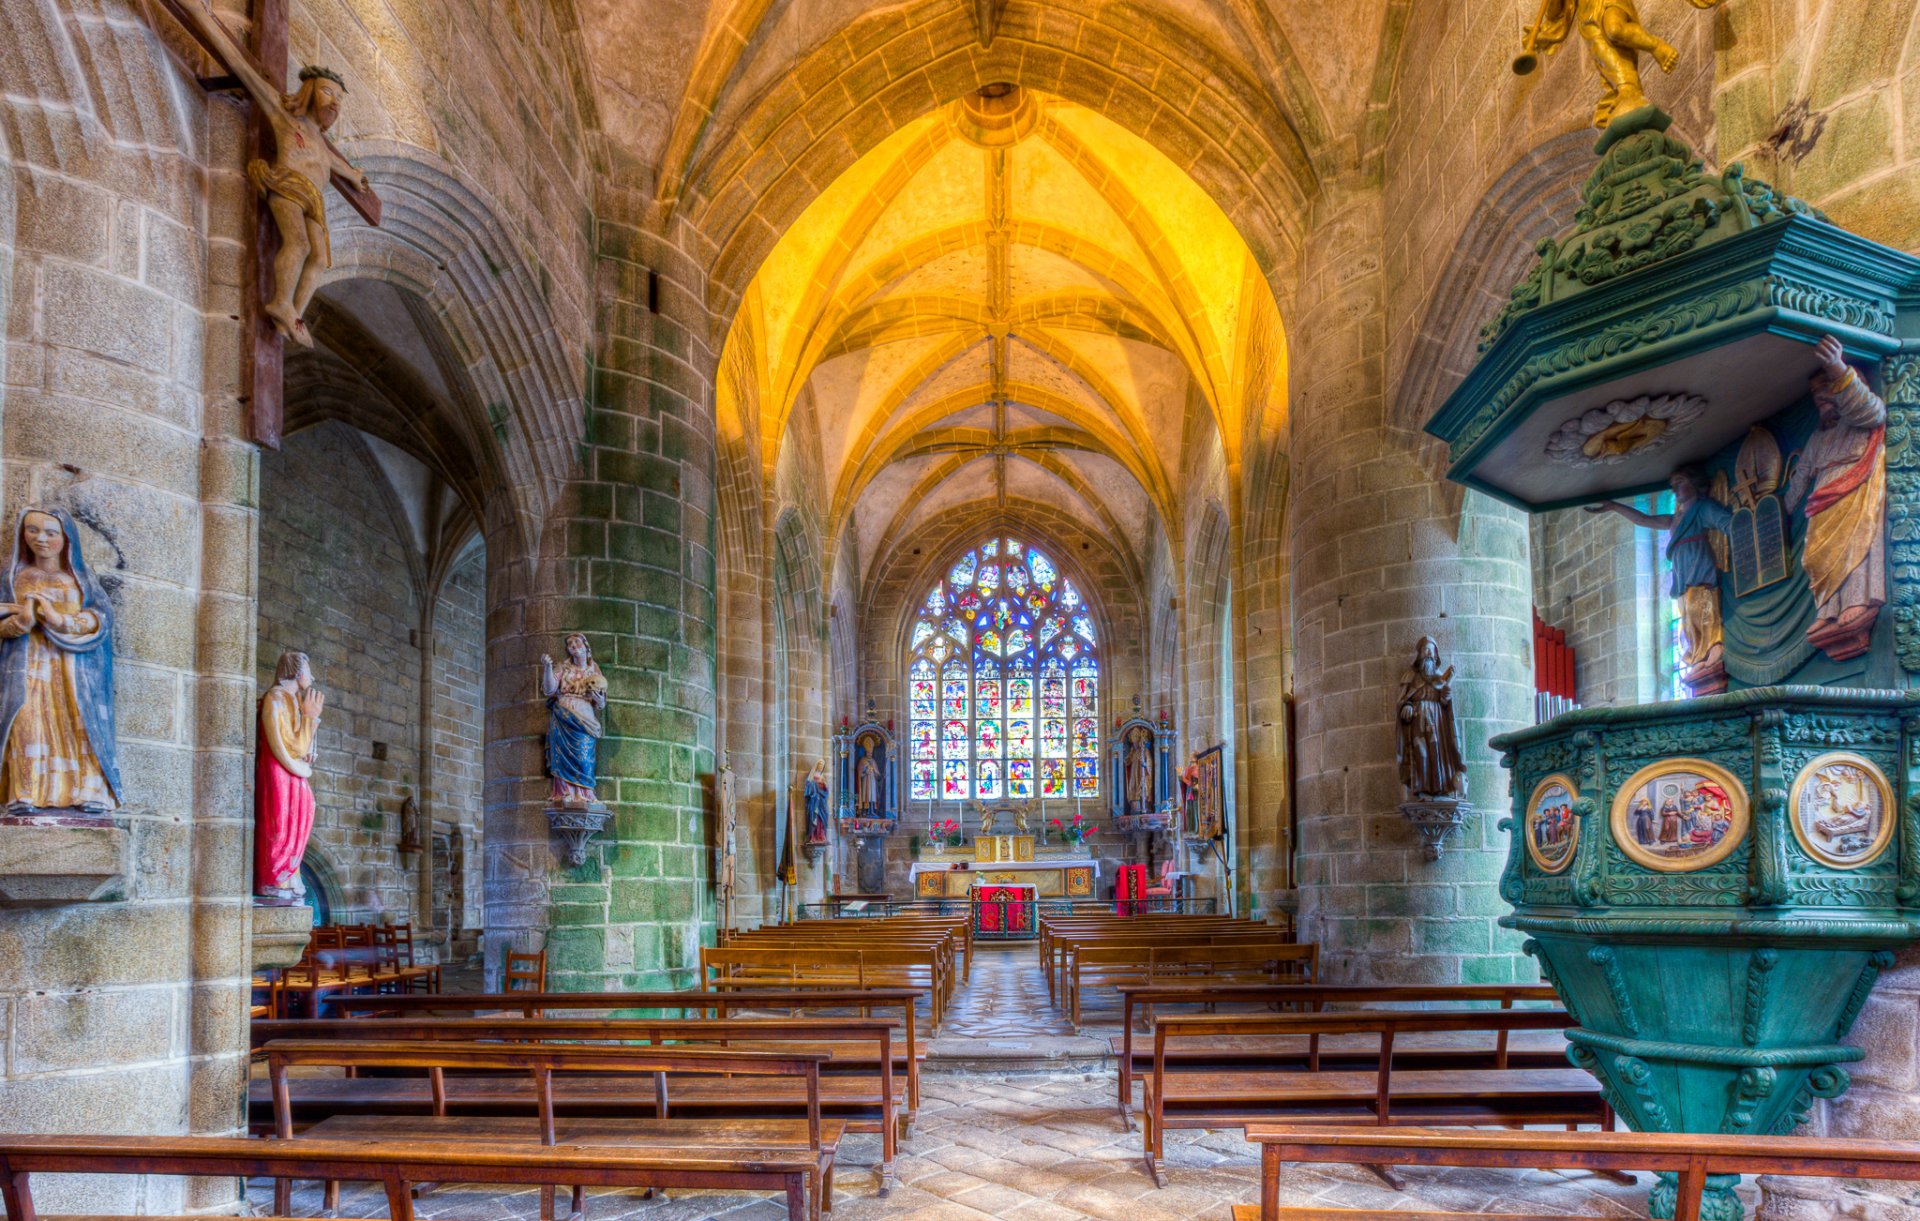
[146,0,383,449]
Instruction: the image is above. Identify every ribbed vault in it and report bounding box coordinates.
[717,85,1290,592]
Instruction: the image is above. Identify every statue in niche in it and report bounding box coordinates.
[855,732,882,814]
[542,634,607,808]
[803,759,830,844]
[397,792,421,853]
[1396,636,1467,801]
[1124,725,1154,814]
[1514,0,1731,128]
[1587,467,1732,694]
[1785,334,1887,661]
[0,508,121,815]
[255,651,324,903]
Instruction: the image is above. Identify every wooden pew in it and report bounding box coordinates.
[1112,983,1564,1123]
[1066,940,1315,1026]
[750,917,971,984]
[1039,916,1267,1000]
[321,989,924,1110]
[0,1132,820,1221]
[699,947,947,1029]
[1237,1126,1920,1221]
[259,1039,839,1221]
[723,932,958,1005]
[1140,1008,1608,1186]
[250,1015,911,1184]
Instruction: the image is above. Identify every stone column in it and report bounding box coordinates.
[485,186,719,991]
[1288,188,1535,984]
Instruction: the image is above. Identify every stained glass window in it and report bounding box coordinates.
[906,537,1101,801]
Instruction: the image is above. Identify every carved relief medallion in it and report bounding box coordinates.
[1789,752,1894,870]
[1544,393,1707,466]
[1525,775,1579,874]
[1609,758,1749,872]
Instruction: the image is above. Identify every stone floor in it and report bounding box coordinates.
[264,942,1672,1220]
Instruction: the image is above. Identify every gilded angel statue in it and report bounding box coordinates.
[1515,0,1730,128]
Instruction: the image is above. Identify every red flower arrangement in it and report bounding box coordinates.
[1050,812,1095,846]
[934,818,963,848]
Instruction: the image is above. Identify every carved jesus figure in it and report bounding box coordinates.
[162,5,368,346]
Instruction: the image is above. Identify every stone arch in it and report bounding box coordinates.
[861,500,1146,727]
[679,0,1321,339]
[323,140,590,540]
[1386,130,1593,432]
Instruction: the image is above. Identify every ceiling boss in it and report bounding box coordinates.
[1514,0,1731,127]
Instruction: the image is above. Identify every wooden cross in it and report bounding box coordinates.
[148,0,383,449]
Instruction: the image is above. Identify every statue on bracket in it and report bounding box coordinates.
[803,759,830,845]
[1397,636,1467,801]
[1587,467,1733,694]
[542,634,607,808]
[1396,636,1473,860]
[255,650,324,904]
[0,507,121,816]
[1785,334,1886,661]
[1513,0,1731,128]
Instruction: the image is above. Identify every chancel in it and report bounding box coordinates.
[14,4,1920,1221]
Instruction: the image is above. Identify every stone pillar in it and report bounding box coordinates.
[485,187,719,991]
[1288,188,1534,984]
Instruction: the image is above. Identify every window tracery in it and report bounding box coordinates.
[907,538,1100,802]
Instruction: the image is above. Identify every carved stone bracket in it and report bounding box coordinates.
[1400,798,1474,861]
[252,901,315,971]
[546,804,610,868]
[0,819,130,905]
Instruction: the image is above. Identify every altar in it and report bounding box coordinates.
[971,883,1036,939]
[910,856,1098,899]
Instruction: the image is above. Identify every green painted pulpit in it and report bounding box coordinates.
[1429,106,1920,1221]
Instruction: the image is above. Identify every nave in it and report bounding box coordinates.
[269,945,1660,1221]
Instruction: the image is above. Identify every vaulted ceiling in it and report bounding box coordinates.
[715,85,1289,586]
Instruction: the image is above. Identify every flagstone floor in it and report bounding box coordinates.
[264,944,1684,1220]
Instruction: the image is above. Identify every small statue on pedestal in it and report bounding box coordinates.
[256,651,324,904]
[1396,635,1473,860]
[0,507,121,816]
[542,634,609,866]
[803,759,830,845]
[1124,725,1154,815]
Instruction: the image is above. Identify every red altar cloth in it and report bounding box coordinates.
[973,883,1035,935]
[1115,863,1148,915]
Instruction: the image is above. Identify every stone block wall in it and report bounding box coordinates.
[430,547,485,937]
[1289,190,1535,986]
[0,2,257,1209]
[260,421,426,922]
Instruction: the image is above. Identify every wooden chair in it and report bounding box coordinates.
[505,947,546,991]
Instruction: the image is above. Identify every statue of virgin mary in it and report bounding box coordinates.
[0,507,121,813]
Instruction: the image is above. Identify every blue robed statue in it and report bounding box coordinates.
[542,633,607,808]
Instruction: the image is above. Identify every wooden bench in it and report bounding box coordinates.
[1066,940,1315,1026]
[1113,983,1565,1123]
[1140,1008,1609,1186]
[0,1132,820,1221]
[258,1039,840,1221]
[741,922,969,987]
[1040,917,1271,1001]
[251,1015,912,1183]
[1237,1126,1920,1221]
[699,947,946,1028]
